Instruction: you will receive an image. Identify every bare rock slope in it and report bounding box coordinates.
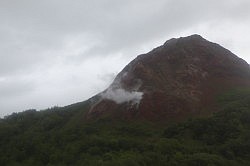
[87,35,250,122]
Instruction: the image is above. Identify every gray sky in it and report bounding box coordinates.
[1,0,250,117]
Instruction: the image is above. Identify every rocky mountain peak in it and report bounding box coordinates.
[87,35,250,121]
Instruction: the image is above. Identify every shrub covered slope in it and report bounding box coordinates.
[0,88,250,165]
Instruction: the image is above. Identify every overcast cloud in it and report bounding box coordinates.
[0,0,250,116]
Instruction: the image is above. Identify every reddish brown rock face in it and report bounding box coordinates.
[87,35,250,122]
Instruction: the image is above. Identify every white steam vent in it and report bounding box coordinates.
[100,72,144,105]
[101,88,143,105]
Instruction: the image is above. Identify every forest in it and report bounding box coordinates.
[0,88,250,165]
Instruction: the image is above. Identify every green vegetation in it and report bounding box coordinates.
[0,89,250,165]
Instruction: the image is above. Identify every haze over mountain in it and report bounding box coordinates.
[88,35,250,121]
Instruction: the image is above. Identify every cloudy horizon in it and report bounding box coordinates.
[1,0,250,117]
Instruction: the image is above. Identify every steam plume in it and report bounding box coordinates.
[101,88,143,105]
[100,72,143,105]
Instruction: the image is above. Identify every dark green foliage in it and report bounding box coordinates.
[0,89,250,165]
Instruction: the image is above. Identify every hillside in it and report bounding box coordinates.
[0,88,250,165]
[0,35,250,165]
[88,34,250,121]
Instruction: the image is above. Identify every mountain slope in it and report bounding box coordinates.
[0,86,250,165]
[88,35,250,121]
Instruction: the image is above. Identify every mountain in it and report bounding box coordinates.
[1,34,250,165]
[87,34,250,122]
